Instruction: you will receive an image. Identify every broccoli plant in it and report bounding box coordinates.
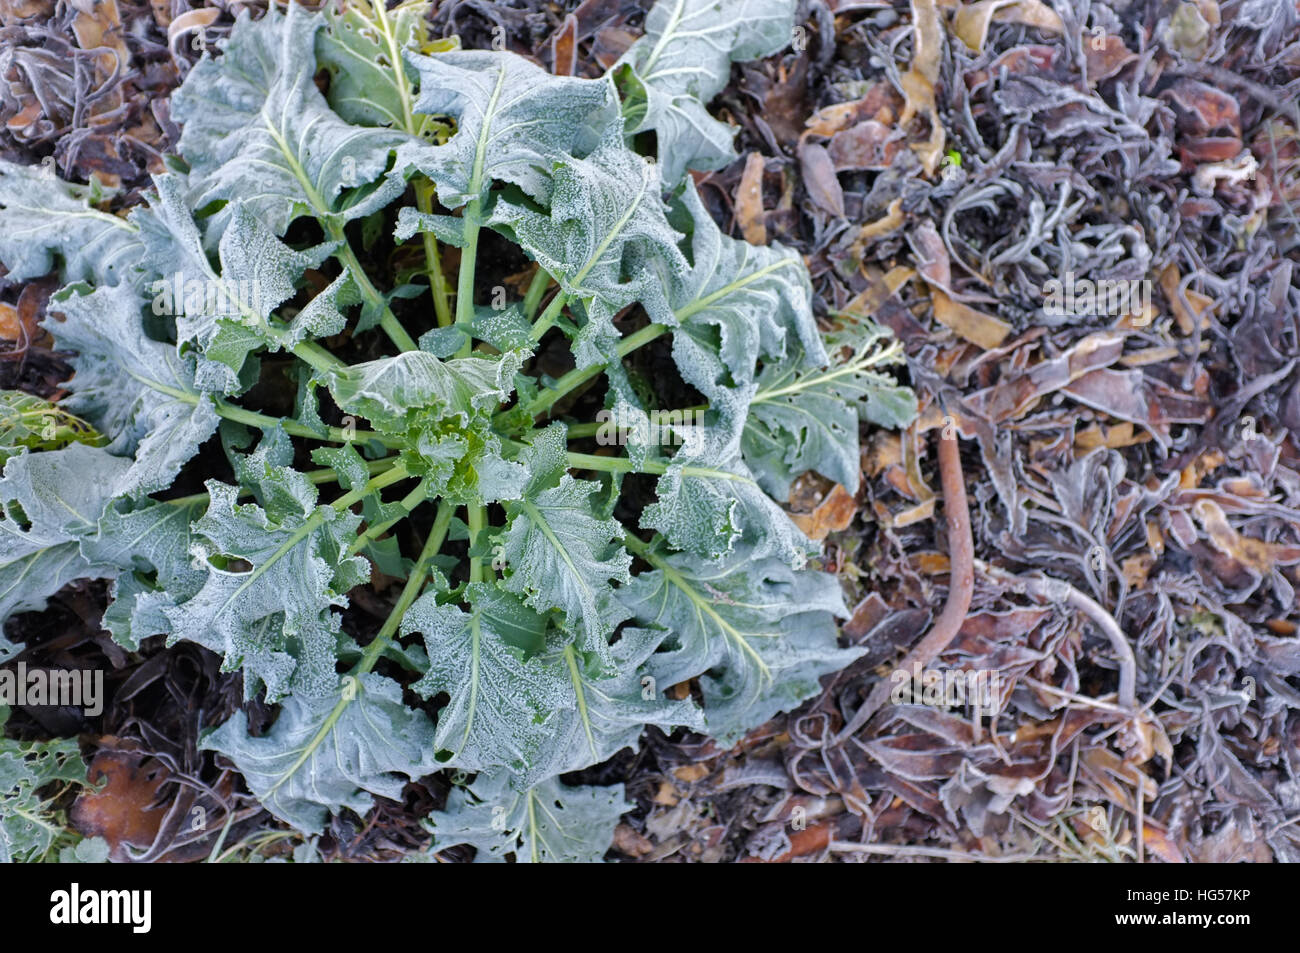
[0,0,914,861]
[0,706,106,863]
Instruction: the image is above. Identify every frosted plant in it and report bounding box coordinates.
[0,0,914,861]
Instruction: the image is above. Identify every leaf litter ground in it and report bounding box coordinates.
[1,0,1299,863]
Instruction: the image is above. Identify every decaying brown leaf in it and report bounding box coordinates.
[798,140,845,218]
[932,289,1012,350]
[789,483,858,540]
[951,0,1018,53]
[735,151,767,245]
[70,747,170,860]
[898,0,946,176]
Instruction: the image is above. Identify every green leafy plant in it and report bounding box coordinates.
[0,705,107,862]
[0,0,914,861]
[0,391,106,465]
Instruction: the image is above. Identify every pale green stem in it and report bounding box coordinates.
[143,378,400,448]
[331,462,411,512]
[291,340,347,374]
[750,341,904,404]
[620,531,655,560]
[214,400,398,448]
[266,497,448,799]
[332,229,418,352]
[454,206,482,357]
[522,322,667,419]
[529,290,570,341]
[367,0,453,328]
[164,455,401,508]
[564,451,752,483]
[467,504,486,584]
[357,498,455,672]
[415,182,454,328]
[522,267,553,320]
[564,405,703,439]
[346,477,432,557]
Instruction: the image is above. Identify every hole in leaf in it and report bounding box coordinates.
[3,500,31,533]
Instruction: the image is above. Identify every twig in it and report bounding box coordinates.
[976,561,1137,713]
[1132,766,1145,865]
[1268,813,1300,837]
[827,841,1040,862]
[829,425,974,745]
[1021,676,1129,715]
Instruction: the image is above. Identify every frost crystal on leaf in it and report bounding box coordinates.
[0,0,915,861]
